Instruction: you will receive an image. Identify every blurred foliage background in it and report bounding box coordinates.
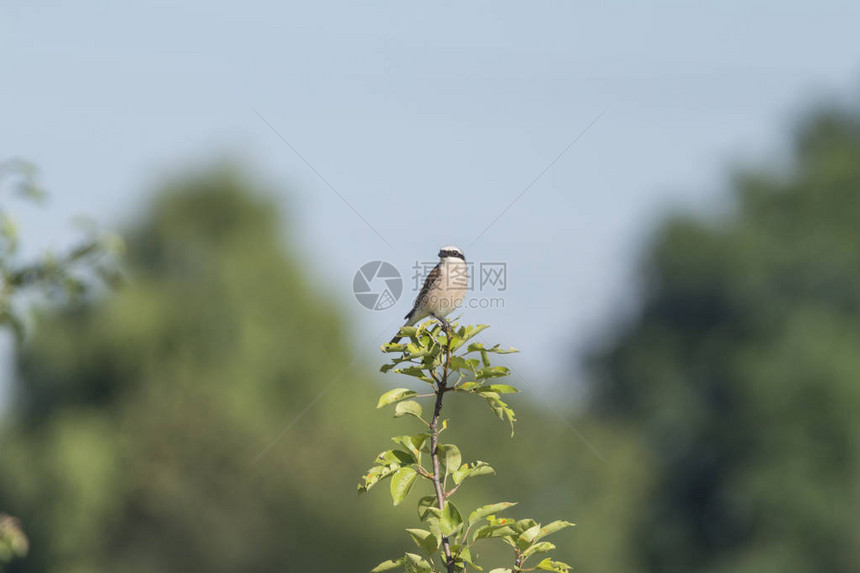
[2,100,860,573]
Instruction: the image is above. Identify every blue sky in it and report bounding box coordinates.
[3,0,860,399]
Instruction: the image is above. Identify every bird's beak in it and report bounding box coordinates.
[437,250,444,258]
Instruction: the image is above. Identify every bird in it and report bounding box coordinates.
[389,245,468,344]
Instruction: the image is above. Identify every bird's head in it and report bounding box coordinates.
[438,245,465,261]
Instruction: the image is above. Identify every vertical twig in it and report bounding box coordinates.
[429,317,455,573]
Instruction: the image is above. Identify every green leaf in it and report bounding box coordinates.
[439,501,464,537]
[390,467,419,506]
[370,558,404,572]
[380,342,407,354]
[473,523,516,541]
[475,366,510,380]
[451,461,495,485]
[512,519,539,534]
[536,558,572,572]
[488,569,513,573]
[465,342,518,355]
[473,516,517,541]
[392,434,430,458]
[376,449,417,465]
[481,395,517,436]
[358,463,400,493]
[417,496,438,520]
[405,528,439,556]
[535,520,575,541]
[396,326,418,339]
[403,346,436,360]
[504,406,517,436]
[447,355,473,372]
[480,384,519,394]
[425,517,443,545]
[403,553,434,573]
[455,381,482,392]
[438,444,462,476]
[456,324,489,346]
[468,502,516,525]
[518,524,542,549]
[377,388,418,408]
[521,541,556,561]
[393,366,435,383]
[452,545,481,570]
[394,400,424,421]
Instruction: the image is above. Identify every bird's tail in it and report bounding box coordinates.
[389,323,408,344]
[388,316,415,345]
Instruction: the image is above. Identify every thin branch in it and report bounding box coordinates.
[429,317,455,573]
[457,523,474,552]
[444,482,462,499]
[450,373,466,389]
[443,321,452,386]
[416,466,434,480]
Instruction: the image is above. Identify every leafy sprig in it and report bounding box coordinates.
[360,319,573,573]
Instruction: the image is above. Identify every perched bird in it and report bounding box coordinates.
[389,245,468,344]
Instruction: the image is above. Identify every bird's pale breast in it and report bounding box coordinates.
[430,258,467,317]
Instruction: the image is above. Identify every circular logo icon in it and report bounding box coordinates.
[353,261,402,311]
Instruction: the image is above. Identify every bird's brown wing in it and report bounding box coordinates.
[404,262,441,321]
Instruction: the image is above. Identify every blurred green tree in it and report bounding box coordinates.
[588,106,860,573]
[0,159,121,570]
[0,168,414,573]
